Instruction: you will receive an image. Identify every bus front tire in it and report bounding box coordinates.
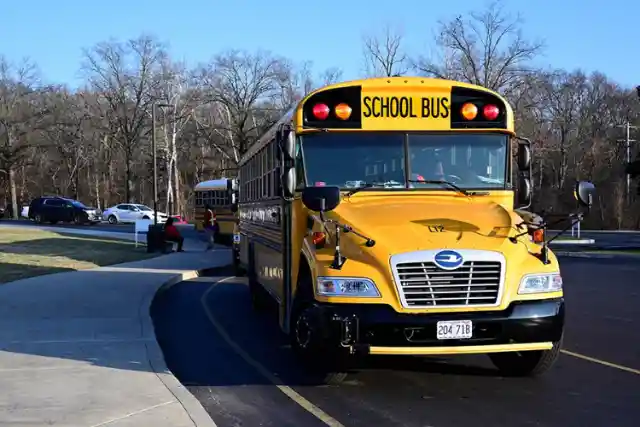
[289,302,349,385]
[488,339,562,377]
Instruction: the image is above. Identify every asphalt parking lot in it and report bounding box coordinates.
[151,257,640,427]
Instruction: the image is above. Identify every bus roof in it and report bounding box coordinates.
[194,178,233,190]
[295,76,514,133]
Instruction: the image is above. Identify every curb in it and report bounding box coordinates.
[549,239,595,245]
[556,251,640,259]
[141,268,219,427]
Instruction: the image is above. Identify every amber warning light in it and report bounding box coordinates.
[460,102,500,121]
[312,103,352,121]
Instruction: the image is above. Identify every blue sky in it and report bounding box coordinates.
[0,0,636,89]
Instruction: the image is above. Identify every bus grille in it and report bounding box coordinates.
[395,261,502,308]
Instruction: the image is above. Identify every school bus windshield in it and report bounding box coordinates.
[299,132,509,190]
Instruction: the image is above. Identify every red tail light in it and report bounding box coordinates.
[483,104,500,120]
[312,103,330,120]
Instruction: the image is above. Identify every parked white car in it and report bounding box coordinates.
[102,204,168,224]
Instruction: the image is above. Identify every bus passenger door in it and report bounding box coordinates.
[278,127,297,334]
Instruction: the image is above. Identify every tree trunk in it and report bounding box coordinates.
[125,156,132,203]
[93,167,101,210]
[9,167,18,220]
[173,159,181,216]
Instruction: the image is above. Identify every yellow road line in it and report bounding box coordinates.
[200,278,345,427]
[561,349,640,375]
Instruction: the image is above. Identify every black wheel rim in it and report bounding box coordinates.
[295,311,312,349]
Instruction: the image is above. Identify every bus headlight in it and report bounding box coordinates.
[316,277,380,297]
[518,273,563,294]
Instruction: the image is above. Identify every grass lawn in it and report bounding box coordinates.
[0,228,159,284]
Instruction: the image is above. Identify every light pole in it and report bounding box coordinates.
[151,102,172,226]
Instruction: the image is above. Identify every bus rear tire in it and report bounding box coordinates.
[488,339,562,377]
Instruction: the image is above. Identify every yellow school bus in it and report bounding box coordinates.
[193,178,237,244]
[232,77,596,383]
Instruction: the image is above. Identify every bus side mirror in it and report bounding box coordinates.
[278,128,296,162]
[517,143,531,170]
[282,167,296,198]
[574,181,595,211]
[230,191,238,212]
[302,186,341,212]
[517,176,532,208]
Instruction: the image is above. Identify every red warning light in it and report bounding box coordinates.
[483,104,500,120]
[312,103,330,120]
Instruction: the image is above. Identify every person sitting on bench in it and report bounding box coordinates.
[164,217,184,252]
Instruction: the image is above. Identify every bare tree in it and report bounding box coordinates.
[44,89,92,199]
[362,24,409,77]
[318,67,343,86]
[82,35,165,202]
[155,57,201,215]
[413,0,543,96]
[195,50,284,163]
[0,56,50,218]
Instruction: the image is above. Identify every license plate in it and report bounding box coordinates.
[436,320,472,340]
[233,233,241,243]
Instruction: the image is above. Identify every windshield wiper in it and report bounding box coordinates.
[345,182,387,197]
[301,125,329,132]
[407,179,471,196]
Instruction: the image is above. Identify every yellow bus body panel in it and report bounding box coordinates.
[295,192,561,316]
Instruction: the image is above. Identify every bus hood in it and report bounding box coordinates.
[329,196,519,253]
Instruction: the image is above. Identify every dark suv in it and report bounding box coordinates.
[28,197,101,225]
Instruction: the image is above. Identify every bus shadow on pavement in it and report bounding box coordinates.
[151,275,501,390]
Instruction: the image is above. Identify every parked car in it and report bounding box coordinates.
[102,204,168,224]
[28,196,101,225]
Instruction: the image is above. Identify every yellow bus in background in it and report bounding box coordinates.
[193,178,237,245]
[232,77,595,383]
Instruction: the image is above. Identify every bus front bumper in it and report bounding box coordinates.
[304,298,564,356]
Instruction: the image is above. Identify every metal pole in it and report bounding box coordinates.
[617,122,637,205]
[626,122,631,204]
[152,103,158,226]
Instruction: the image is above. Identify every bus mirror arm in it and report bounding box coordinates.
[510,212,584,265]
[327,221,377,270]
[330,222,347,270]
[341,224,376,247]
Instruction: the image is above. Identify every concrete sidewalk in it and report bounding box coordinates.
[0,249,229,426]
[0,222,212,251]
